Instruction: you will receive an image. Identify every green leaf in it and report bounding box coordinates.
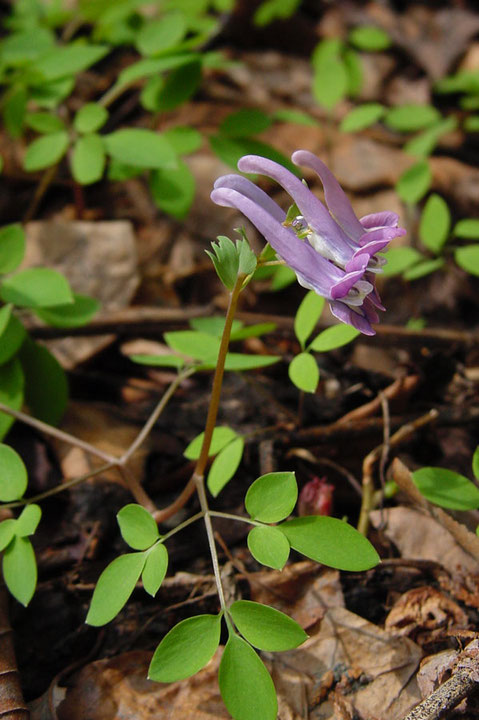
[279,516,380,571]
[219,635,277,720]
[18,339,67,425]
[74,103,108,134]
[222,353,279,371]
[294,290,325,348]
[0,359,24,440]
[230,323,276,340]
[191,317,243,337]
[343,48,363,96]
[288,352,319,393]
[163,126,202,155]
[419,194,450,254]
[117,504,160,550]
[207,436,244,497]
[403,257,444,280]
[310,324,360,352]
[384,104,440,133]
[270,264,296,290]
[473,447,479,481]
[272,109,319,126]
[0,444,28,502]
[15,504,41,537]
[403,117,458,158]
[135,13,187,56]
[0,314,26,366]
[209,135,299,176]
[230,600,307,651]
[1,267,73,308]
[184,426,238,460]
[0,305,11,339]
[149,60,202,112]
[453,219,479,239]
[3,85,27,138]
[142,543,168,597]
[349,25,391,51]
[396,160,431,204]
[35,44,109,81]
[2,536,37,606]
[455,244,479,276]
[245,471,297,523]
[412,467,479,510]
[104,129,178,170]
[24,131,69,172]
[0,519,16,552]
[130,353,185,369]
[116,54,200,89]
[247,525,290,570]
[71,134,106,185]
[164,330,220,362]
[253,0,301,26]
[381,246,424,276]
[312,54,348,110]
[150,159,195,219]
[1,27,55,66]
[219,109,272,138]
[86,552,146,626]
[24,112,66,134]
[149,614,221,682]
[340,103,385,132]
[464,116,479,133]
[34,293,99,328]
[30,77,75,109]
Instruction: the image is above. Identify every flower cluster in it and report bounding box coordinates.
[211,150,406,335]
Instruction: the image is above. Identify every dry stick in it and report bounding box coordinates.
[336,375,420,426]
[400,640,479,720]
[0,584,29,720]
[357,409,439,535]
[0,367,194,511]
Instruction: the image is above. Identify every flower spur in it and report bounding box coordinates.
[211,150,406,335]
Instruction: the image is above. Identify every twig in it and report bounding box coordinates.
[0,577,29,720]
[23,164,59,223]
[336,375,419,425]
[357,409,439,535]
[401,640,479,720]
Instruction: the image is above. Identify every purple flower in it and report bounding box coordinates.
[211,150,406,335]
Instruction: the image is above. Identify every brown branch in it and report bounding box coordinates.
[0,541,29,720]
[401,640,479,720]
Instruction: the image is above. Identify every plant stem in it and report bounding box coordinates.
[209,510,262,527]
[195,474,227,613]
[194,274,245,478]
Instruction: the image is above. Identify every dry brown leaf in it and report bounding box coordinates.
[24,221,139,368]
[272,606,422,720]
[370,507,479,576]
[385,586,469,638]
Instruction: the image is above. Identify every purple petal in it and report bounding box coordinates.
[330,254,370,300]
[211,186,344,298]
[292,150,365,241]
[360,211,400,229]
[214,174,286,223]
[358,226,407,248]
[237,155,356,266]
[329,301,375,335]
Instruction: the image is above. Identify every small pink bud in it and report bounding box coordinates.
[298,476,334,517]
